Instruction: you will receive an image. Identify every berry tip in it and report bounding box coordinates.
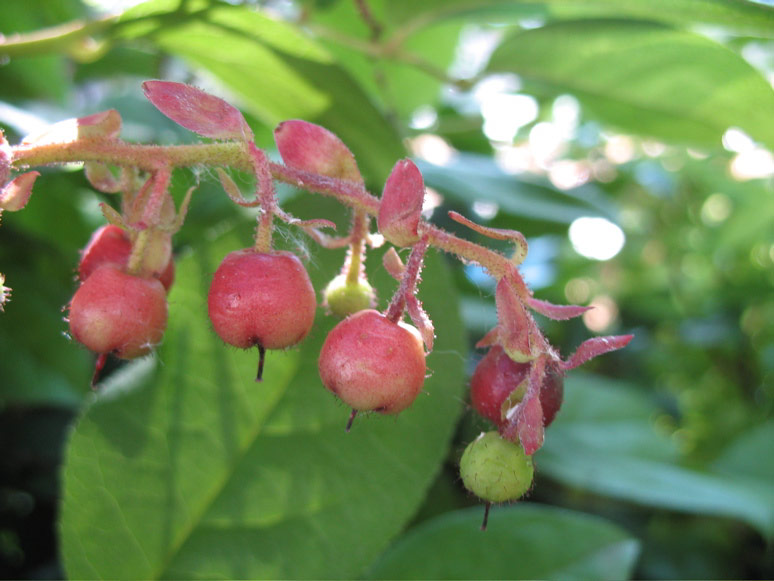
[345,409,357,432]
[255,344,266,382]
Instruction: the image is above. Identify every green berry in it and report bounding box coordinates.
[322,274,375,318]
[459,431,534,503]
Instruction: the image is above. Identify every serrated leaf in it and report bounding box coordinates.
[487,20,774,148]
[60,206,466,578]
[365,504,640,580]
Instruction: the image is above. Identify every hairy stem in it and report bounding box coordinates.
[385,235,429,323]
[249,144,276,253]
[10,138,524,286]
[345,209,369,285]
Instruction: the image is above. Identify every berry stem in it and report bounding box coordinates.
[126,170,171,276]
[250,144,277,253]
[481,502,491,531]
[345,409,358,432]
[385,235,429,324]
[91,353,108,389]
[344,209,368,285]
[141,169,171,227]
[255,344,266,382]
[10,136,530,289]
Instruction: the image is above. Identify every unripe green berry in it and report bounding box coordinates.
[322,274,375,318]
[459,431,534,503]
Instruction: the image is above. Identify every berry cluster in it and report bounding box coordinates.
[0,81,633,528]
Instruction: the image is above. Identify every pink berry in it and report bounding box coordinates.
[207,249,317,378]
[318,309,426,426]
[470,345,564,428]
[78,224,175,291]
[68,265,168,360]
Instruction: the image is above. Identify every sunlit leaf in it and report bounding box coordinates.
[123,3,404,183]
[488,20,774,148]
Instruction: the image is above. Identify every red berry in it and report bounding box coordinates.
[78,224,175,291]
[79,224,132,280]
[68,265,168,359]
[539,365,564,427]
[470,345,564,428]
[318,309,426,421]
[471,345,529,426]
[207,249,317,377]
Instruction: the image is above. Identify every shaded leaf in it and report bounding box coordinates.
[365,504,640,580]
[60,209,466,578]
[417,156,616,227]
[539,375,774,538]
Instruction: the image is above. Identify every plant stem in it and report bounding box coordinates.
[345,210,369,285]
[0,16,117,58]
[385,235,429,324]
[10,138,525,288]
[12,141,251,172]
[249,144,276,253]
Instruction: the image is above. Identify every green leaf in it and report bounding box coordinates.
[539,375,774,538]
[365,504,640,580]
[379,0,774,36]
[310,0,463,119]
[712,420,774,483]
[0,178,94,408]
[418,154,617,224]
[487,20,774,149]
[122,3,404,184]
[60,207,467,578]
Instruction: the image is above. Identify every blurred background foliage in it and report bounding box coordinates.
[0,0,772,579]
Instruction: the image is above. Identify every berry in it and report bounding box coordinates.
[470,345,564,428]
[207,249,317,378]
[322,274,375,318]
[78,224,131,280]
[459,431,534,529]
[318,309,426,427]
[68,265,168,360]
[78,224,175,291]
